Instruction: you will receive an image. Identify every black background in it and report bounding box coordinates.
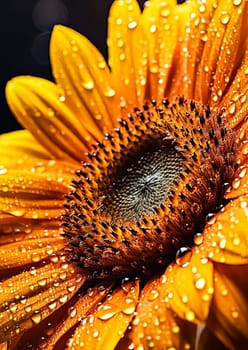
[0,0,145,135]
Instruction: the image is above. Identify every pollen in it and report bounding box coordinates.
[62,98,237,278]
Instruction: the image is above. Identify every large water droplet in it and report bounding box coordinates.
[175,247,192,267]
[97,304,118,320]
[31,311,42,324]
[220,11,230,24]
[122,297,136,315]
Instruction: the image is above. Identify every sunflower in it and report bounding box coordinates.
[1,0,248,349]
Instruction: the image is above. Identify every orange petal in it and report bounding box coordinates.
[0,259,85,343]
[0,225,65,270]
[67,279,139,350]
[196,0,248,105]
[140,0,178,100]
[38,282,113,350]
[207,263,248,350]
[225,165,248,198]
[6,76,93,162]
[108,0,143,109]
[0,130,50,168]
[51,25,119,133]
[0,159,74,221]
[220,45,248,129]
[125,276,196,349]
[201,195,248,264]
[164,248,214,324]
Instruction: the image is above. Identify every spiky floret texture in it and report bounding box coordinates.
[62,98,237,278]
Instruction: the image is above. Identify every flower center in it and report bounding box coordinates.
[98,137,184,222]
[62,98,237,279]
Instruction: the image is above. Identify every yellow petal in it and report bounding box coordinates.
[141,0,178,100]
[125,276,196,349]
[196,0,248,105]
[0,259,85,343]
[207,263,248,350]
[225,165,248,198]
[38,282,113,350]
[220,45,248,129]
[108,0,143,109]
[6,76,94,162]
[0,224,64,269]
[164,249,214,324]
[0,130,50,168]
[0,160,74,221]
[51,25,119,133]
[67,279,139,350]
[201,195,248,264]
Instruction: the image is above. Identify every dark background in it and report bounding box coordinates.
[0,0,145,135]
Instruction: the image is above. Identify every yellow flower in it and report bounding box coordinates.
[1,0,248,349]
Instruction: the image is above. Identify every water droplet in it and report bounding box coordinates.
[48,302,57,310]
[38,279,47,287]
[185,310,195,321]
[175,247,192,267]
[221,289,228,296]
[2,186,9,193]
[31,251,42,262]
[128,21,137,29]
[92,329,99,338]
[172,325,180,334]
[59,295,68,303]
[119,53,126,61]
[220,11,230,24]
[70,307,77,318]
[161,8,170,17]
[83,81,94,90]
[195,277,206,290]
[98,59,106,69]
[104,87,116,97]
[97,304,118,320]
[0,167,7,175]
[231,310,239,319]
[122,297,136,315]
[148,289,159,301]
[233,0,242,5]
[9,303,18,313]
[32,311,42,324]
[194,233,204,245]
[199,4,206,13]
[150,24,157,33]
[228,103,236,114]
[47,108,55,117]
[219,238,226,249]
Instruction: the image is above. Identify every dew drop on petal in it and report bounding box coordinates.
[220,11,230,24]
[175,247,192,267]
[122,297,136,315]
[185,310,195,322]
[31,311,42,325]
[128,21,137,29]
[104,87,116,97]
[231,309,239,319]
[194,232,204,245]
[228,103,236,114]
[82,81,94,90]
[148,289,159,301]
[97,304,118,320]
[195,277,206,290]
[233,0,242,5]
